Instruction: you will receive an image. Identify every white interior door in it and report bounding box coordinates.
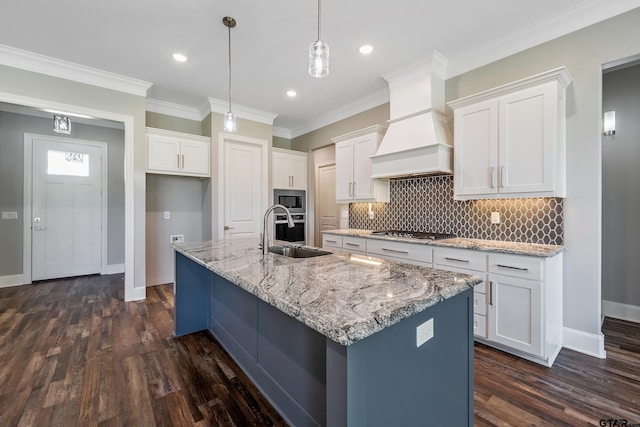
[32,138,102,280]
[316,163,339,244]
[223,140,263,238]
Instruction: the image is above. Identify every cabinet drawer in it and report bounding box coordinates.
[342,236,367,253]
[489,253,542,280]
[322,235,343,249]
[433,247,486,272]
[474,291,486,316]
[474,314,487,338]
[366,239,432,264]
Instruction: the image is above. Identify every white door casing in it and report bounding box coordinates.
[217,133,268,239]
[30,136,106,281]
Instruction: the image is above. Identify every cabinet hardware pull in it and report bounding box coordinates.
[291,176,294,187]
[177,154,180,169]
[496,264,528,271]
[182,154,185,169]
[325,239,337,243]
[382,248,409,254]
[223,226,234,230]
[349,182,353,196]
[499,166,505,188]
[490,167,496,189]
[353,181,356,196]
[489,281,493,305]
[444,257,469,263]
[345,242,359,247]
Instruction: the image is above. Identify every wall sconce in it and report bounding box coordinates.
[53,114,71,134]
[603,111,615,136]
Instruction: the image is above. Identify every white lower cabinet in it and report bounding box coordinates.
[366,239,432,267]
[342,236,367,254]
[430,244,563,367]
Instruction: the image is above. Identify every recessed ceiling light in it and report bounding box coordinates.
[172,53,188,63]
[359,45,374,54]
[286,90,297,98]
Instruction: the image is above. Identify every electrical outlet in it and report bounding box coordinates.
[368,210,375,220]
[164,211,171,220]
[170,234,184,244]
[491,211,500,224]
[416,318,434,348]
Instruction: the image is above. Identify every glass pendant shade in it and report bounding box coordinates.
[309,40,329,78]
[224,111,237,132]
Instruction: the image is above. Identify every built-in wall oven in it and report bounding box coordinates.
[273,189,306,244]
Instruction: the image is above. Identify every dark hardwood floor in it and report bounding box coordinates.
[1,274,639,426]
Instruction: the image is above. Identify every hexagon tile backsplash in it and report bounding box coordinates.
[349,176,563,245]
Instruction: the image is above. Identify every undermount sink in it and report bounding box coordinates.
[268,245,332,258]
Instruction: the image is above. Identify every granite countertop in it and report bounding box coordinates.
[173,237,480,346]
[323,229,564,257]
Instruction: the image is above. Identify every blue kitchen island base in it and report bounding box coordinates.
[174,252,474,427]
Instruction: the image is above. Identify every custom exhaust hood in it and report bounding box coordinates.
[370,51,453,179]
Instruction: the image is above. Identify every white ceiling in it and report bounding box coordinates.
[0,0,638,137]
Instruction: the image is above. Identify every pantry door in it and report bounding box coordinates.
[219,133,268,239]
[31,138,104,281]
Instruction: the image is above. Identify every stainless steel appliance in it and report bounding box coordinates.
[273,189,306,244]
[273,189,305,214]
[275,213,306,244]
[371,230,456,240]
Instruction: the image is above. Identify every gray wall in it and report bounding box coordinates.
[146,111,203,136]
[602,62,640,306]
[146,174,204,286]
[0,110,125,276]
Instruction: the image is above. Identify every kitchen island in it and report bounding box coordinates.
[172,237,481,427]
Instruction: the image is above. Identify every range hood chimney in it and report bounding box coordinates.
[370,51,453,179]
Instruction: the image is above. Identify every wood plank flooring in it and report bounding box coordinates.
[1,274,639,426]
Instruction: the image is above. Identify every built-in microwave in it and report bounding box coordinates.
[273,189,305,213]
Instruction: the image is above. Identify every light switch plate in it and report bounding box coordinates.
[164,211,171,220]
[491,212,500,224]
[1,211,18,220]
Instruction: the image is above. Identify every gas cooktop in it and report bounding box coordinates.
[371,230,456,240]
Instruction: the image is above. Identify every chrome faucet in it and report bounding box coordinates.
[261,204,295,255]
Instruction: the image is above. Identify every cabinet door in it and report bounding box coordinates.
[289,155,307,190]
[148,135,181,173]
[453,100,498,197]
[335,141,354,202]
[352,135,377,200]
[272,151,292,189]
[487,274,543,357]
[499,82,557,194]
[181,139,210,176]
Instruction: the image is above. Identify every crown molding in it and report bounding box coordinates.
[0,44,152,97]
[447,0,640,78]
[145,98,202,121]
[383,50,448,88]
[289,87,389,139]
[272,126,292,139]
[207,97,278,125]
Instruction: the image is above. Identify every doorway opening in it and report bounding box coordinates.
[601,55,640,326]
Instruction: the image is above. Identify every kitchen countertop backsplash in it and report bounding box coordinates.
[349,175,563,246]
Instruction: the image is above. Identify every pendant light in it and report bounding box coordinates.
[308,0,329,78]
[223,16,237,132]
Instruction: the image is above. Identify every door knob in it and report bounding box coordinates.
[34,217,41,222]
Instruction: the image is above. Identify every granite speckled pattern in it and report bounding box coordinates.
[173,237,480,346]
[323,229,564,257]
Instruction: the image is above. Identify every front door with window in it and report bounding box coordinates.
[32,138,102,281]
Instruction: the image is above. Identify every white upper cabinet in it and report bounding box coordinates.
[272,148,308,190]
[147,127,210,177]
[332,126,390,203]
[449,67,572,200]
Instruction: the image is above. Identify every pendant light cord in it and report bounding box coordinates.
[317,0,321,40]
[227,24,232,112]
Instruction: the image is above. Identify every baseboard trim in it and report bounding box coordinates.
[125,285,146,302]
[563,327,606,359]
[603,300,640,324]
[0,274,28,288]
[105,263,125,275]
